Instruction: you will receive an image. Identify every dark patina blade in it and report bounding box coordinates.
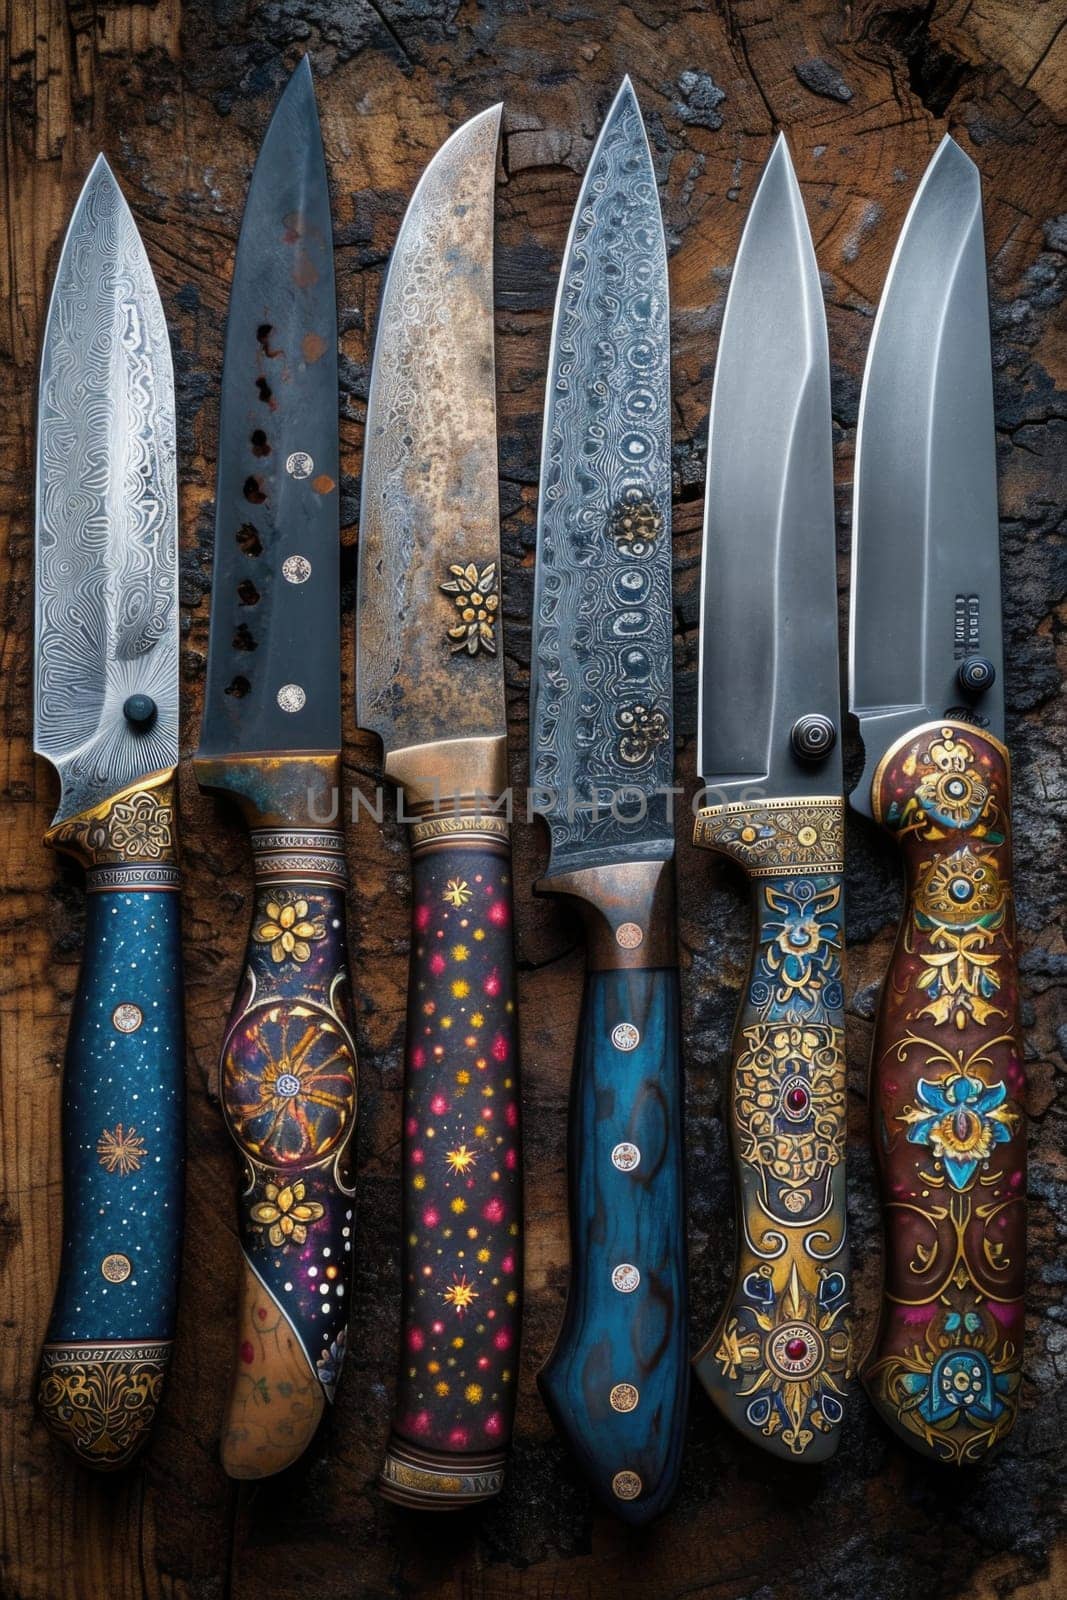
[197,56,340,760]
[356,105,504,758]
[530,78,674,878]
[697,134,839,803]
[849,136,1002,816]
[35,156,179,824]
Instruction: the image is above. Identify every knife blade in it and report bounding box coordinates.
[357,104,523,1510]
[850,135,1025,1465]
[692,133,852,1462]
[34,154,184,1469]
[193,56,358,1479]
[529,78,687,1523]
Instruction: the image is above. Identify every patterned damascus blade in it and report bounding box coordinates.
[196,55,340,761]
[850,134,1003,815]
[35,154,178,822]
[531,80,687,1525]
[193,60,357,1480]
[357,107,523,1510]
[691,136,851,1462]
[850,139,1024,1465]
[34,155,184,1469]
[530,83,673,878]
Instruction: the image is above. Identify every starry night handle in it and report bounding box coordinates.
[380,820,522,1509]
[216,826,357,1479]
[540,958,688,1525]
[37,769,184,1471]
[863,722,1025,1465]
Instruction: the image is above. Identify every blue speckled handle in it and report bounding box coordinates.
[539,964,688,1524]
[38,772,184,1469]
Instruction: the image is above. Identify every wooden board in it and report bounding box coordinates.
[1,2,1064,1596]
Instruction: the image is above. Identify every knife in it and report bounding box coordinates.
[34,155,184,1469]
[691,134,852,1461]
[357,105,522,1509]
[850,135,1025,1464]
[530,78,687,1523]
[193,57,358,1479]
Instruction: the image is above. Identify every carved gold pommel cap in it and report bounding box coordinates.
[694,795,844,877]
[44,769,178,880]
[38,1341,170,1470]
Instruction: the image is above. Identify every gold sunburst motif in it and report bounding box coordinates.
[96,1124,147,1176]
[446,1143,477,1175]
[443,1274,478,1314]
[443,879,471,908]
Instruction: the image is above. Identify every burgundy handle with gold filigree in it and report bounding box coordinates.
[862,721,1026,1464]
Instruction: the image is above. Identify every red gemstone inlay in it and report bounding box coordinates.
[787,1087,808,1112]
[785,1337,808,1361]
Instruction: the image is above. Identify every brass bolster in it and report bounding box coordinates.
[537,858,676,971]
[385,735,510,853]
[694,795,844,876]
[45,768,179,885]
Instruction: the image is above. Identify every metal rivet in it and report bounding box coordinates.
[101,1253,131,1283]
[612,1470,642,1500]
[282,555,312,584]
[790,713,836,762]
[611,1022,640,1052]
[123,694,157,729]
[611,1263,640,1294]
[611,1142,641,1172]
[615,922,643,949]
[276,1072,301,1098]
[277,683,306,713]
[112,1003,143,1034]
[286,451,313,479]
[610,1383,639,1413]
[958,655,996,695]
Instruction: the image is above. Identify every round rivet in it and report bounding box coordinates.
[797,826,818,847]
[123,693,157,730]
[282,555,312,584]
[612,1263,640,1294]
[277,683,306,713]
[286,451,314,479]
[612,1470,642,1500]
[615,922,643,949]
[790,713,836,762]
[958,655,996,695]
[101,1253,131,1283]
[112,1003,143,1034]
[276,1072,301,1098]
[611,1022,640,1052]
[611,1142,641,1172]
[610,1383,639,1413]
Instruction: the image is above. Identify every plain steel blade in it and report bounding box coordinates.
[356,105,504,757]
[849,135,1001,816]
[530,77,674,877]
[697,133,839,803]
[197,56,340,760]
[35,154,179,824]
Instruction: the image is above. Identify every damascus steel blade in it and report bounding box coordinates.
[197,57,340,760]
[530,79,674,877]
[356,105,504,755]
[35,155,178,825]
[850,136,1002,817]
[697,134,839,803]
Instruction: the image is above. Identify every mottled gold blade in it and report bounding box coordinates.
[356,107,504,756]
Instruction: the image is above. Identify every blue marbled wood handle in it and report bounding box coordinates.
[539,860,688,1524]
[38,770,184,1470]
[692,795,852,1461]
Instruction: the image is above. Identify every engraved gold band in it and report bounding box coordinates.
[694,794,844,875]
[379,1440,507,1507]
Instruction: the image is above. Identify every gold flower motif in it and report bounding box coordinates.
[734,1023,845,1186]
[610,488,663,555]
[253,895,326,964]
[96,1123,147,1176]
[249,1179,325,1248]
[440,562,499,655]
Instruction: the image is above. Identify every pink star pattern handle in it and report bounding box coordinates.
[380,818,522,1507]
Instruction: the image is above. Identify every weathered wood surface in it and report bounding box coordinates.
[1,2,1064,1597]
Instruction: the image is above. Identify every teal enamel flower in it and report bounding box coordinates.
[900,1070,1015,1190]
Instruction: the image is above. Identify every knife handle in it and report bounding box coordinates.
[380,814,522,1509]
[37,769,184,1470]
[862,722,1025,1464]
[537,860,687,1524]
[692,796,852,1461]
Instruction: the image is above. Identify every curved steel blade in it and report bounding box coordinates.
[197,57,340,760]
[530,79,674,876]
[356,106,504,756]
[35,155,179,824]
[697,134,839,803]
[849,135,1001,816]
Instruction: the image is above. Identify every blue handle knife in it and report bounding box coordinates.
[530,78,688,1524]
[33,157,184,1469]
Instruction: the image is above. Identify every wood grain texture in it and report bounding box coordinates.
[0,2,1064,1597]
